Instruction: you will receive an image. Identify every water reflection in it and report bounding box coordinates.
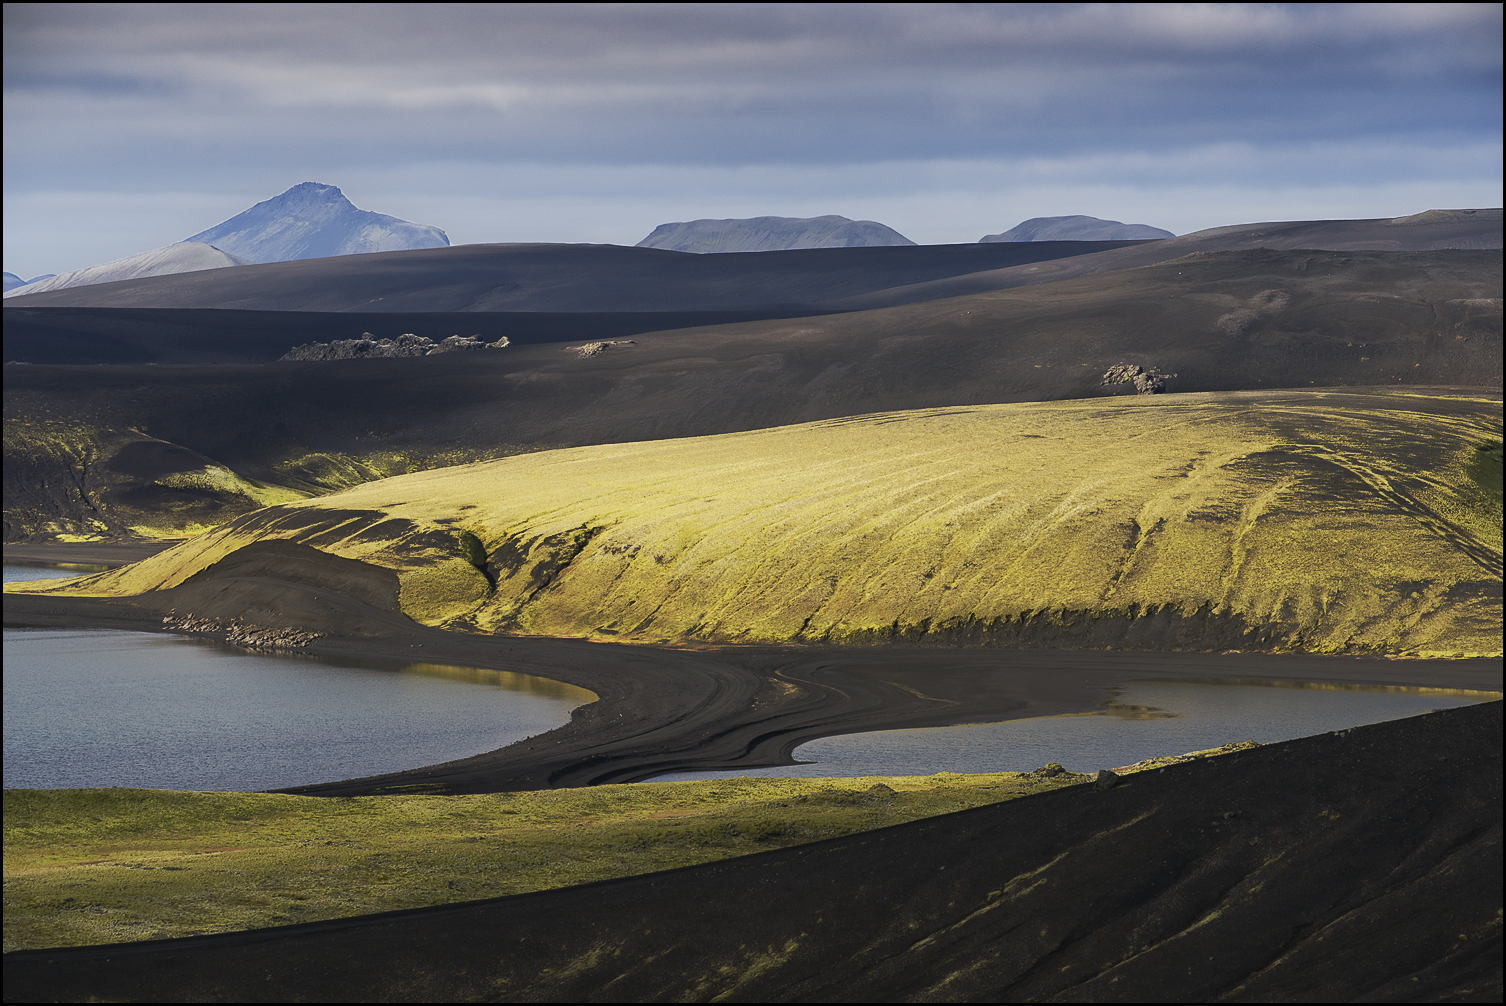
[3,563,110,583]
[400,662,590,699]
[652,678,1495,781]
[3,628,594,792]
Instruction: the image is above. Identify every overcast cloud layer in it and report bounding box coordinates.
[5,3,1501,275]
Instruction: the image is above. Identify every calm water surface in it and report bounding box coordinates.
[3,628,594,791]
[7,561,1493,788]
[652,679,1492,781]
[3,563,109,583]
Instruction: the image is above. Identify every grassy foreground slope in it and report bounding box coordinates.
[7,703,1500,1002]
[5,768,1103,950]
[12,389,1501,656]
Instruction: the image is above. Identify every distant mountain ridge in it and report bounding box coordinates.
[2,244,249,299]
[638,215,915,253]
[3,272,55,293]
[184,182,449,264]
[982,215,1174,242]
[5,183,449,298]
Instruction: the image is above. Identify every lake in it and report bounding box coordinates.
[5,564,1493,790]
[4,563,111,583]
[3,627,594,791]
[650,678,1492,780]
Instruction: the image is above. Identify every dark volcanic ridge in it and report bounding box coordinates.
[5,700,1500,1003]
[1,238,1144,313]
[843,208,1503,311]
[4,209,1496,314]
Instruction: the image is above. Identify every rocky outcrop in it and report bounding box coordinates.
[280,333,508,361]
[572,339,635,358]
[1101,362,1176,394]
[162,611,322,650]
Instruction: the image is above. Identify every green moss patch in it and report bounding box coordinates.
[4,771,1102,951]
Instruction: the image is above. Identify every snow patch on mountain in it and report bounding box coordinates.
[3,244,249,298]
[185,182,449,264]
[637,215,916,253]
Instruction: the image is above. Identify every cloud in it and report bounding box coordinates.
[7,4,1499,162]
[3,4,1500,273]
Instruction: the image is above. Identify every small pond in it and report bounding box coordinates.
[3,628,595,792]
[651,678,1493,781]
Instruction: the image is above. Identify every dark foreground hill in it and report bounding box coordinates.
[6,701,1500,1003]
[5,248,1499,541]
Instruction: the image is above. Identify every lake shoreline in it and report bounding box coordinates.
[6,581,1500,796]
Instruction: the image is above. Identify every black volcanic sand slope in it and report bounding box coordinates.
[4,249,1500,541]
[1,306,849,366]
[2,239,1145,314]
[6,701,1500,1003]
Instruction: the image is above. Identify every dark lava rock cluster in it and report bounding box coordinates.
[1102,362,1177,394]
[281,332,508,361]
[162,611,322,650]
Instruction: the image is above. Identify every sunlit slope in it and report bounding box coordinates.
[6,248,1498,541]
[14,390,1501,656]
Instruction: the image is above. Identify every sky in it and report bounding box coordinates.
[4,2,1502,277]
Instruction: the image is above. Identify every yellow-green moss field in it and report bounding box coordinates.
[4,768,1114,951]
[2,412,509,540]
[11,389,1502,655]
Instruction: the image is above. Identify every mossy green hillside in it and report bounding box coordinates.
[2,419,307,540]
[4,770,1097,951]
[2,408,509,541]
[12,390,1501,655]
